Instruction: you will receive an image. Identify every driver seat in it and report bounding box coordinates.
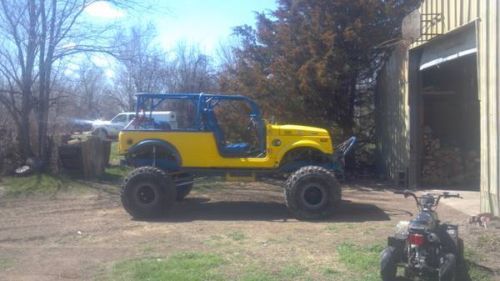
[202,109,250,156]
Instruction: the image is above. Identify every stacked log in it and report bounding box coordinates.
[422,127,467,185]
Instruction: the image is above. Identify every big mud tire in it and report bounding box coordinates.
[284,166,341,220]
[380,246,398,281]
[121,166,176,219]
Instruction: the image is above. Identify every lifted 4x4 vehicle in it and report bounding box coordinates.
[118,93,355,220]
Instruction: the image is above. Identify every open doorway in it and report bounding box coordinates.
[418,54,479,189]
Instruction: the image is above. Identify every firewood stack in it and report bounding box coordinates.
[422,126,467,185]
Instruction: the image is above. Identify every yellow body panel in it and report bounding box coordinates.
[118,123,333,169]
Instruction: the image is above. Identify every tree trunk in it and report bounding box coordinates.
[18,106,32,160]
[338,72,357,139]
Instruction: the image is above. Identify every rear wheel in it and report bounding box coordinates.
[284,166,340,220]
[121,166,176,219]
[380,246,398,281]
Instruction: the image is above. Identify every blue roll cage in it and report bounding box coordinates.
[134,92,267,154]
[135,93,262,129]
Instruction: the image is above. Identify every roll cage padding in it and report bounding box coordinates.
[127,139,182,167]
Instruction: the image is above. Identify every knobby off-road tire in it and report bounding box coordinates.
[284,166,341,220]
[380,246,398,281]
[121,166,176,219]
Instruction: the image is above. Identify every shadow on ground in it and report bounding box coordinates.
[146,197,391,223]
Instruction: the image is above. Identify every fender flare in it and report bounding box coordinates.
[127,139,182,167]
[277,140,330,165]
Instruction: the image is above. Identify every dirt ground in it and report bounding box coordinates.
[0,180,498,281]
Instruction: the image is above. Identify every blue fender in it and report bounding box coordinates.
[127,139,182,170]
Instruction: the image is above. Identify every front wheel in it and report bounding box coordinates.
[380,246,398,281]
[284,166,341,220]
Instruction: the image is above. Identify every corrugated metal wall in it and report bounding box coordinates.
[376,0,499,215]
[375,45,410,182]
[477,0,499,215]
[417,0,480,45]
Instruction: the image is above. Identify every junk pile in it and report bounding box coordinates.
[59,133,111,178]
[421,126,480,185]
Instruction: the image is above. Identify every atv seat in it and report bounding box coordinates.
[202,109,250,156]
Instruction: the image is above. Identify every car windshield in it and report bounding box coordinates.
[111,114,127,123]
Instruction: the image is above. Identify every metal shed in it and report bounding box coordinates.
[376,0,499,215]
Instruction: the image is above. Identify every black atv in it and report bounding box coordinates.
[381,190,463,281]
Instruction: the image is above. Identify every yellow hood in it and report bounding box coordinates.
[278,125,329,137]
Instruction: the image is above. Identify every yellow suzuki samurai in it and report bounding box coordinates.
[118,93,355,220]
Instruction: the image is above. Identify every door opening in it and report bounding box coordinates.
[418,54,479,189]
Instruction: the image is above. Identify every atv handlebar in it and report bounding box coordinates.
[394,190,461,209]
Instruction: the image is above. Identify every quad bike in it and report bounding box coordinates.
[380,190,463,281]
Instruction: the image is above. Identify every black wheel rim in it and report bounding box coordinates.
[136,184,156,204]
[301,183,326,209]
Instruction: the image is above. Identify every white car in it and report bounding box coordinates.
[92,112,177,139]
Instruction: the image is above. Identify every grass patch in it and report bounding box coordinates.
[279,264,307,279]
[0,258,13,271]
[325,224,338,232]
[1,174,87,197]
[238,270,276,281]
[463,248,493,281]
[476,233,500,252]
[193,178,227,193]
[100,166,131,183]
[322,267,341,277]
[107,252,224,281]
[98,142,130,183]
[227,231,246,241]
[336,243,383,281]
[238,263,307,281]
[109,142,122,165]
[464,260,492,281]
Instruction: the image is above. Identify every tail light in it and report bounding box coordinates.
[408,233,425,246]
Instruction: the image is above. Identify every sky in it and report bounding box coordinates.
[85,0,278,55]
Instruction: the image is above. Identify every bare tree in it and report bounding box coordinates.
[170,42,215,93]
[112,24,168,110]
[0,0,119,165]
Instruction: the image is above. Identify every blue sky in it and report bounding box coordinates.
[85,0,277,54]
[155,1,277,53]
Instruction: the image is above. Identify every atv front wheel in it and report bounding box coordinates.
[121,166,176,219]
[284,166,340,220]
